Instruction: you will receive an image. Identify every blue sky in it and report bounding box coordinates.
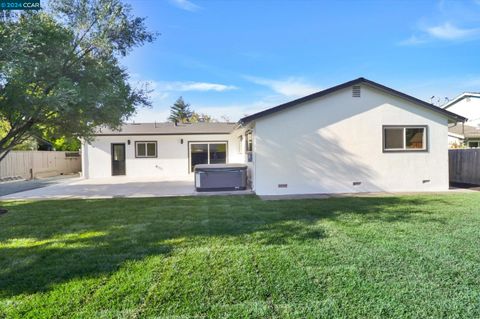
[123,0,480,122]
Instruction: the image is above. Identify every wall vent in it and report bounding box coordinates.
[352,85,361,98]
[353,181,361,186]
[278,184,288,188]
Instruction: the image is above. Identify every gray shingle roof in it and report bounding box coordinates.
[449,124,480,139]
[95,122,237,135]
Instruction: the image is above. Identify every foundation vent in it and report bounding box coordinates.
[352,85,361,98]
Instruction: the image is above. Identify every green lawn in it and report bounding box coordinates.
[1,194,480,318]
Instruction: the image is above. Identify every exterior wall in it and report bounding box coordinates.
[445,97,480,127]
[231,124,256,190]
[83,133,245,180]
[253,85,450,195]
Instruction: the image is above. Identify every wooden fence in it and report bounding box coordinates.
[449,149,480,185]
[0,151,81,181]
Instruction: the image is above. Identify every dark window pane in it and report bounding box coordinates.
[246,132,253,152]
[384,128,404,149]
[147,143,156,156]
[191,144,208,171]
[210,143,227,164]
[470,142,479,148]
[113,145,125,161]
[406,128,424,149]
[137,143,146,157]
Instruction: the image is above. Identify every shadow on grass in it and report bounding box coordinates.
[0,194,452,297]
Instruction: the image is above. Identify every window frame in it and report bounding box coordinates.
[245,130,253,162]
[468,141,480,148]
[382,125,428,153]
[135,141,158,158]
[188,141,228,173]
[245,130,253,153]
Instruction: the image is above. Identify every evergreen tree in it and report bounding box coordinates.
[168,97,193,123]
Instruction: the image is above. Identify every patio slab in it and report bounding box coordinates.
[0,176,253,200]
[0,174,79,197]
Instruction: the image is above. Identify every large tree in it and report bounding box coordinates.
[168,97,193,123]
[190,112,216,123]
[0,0,156,161]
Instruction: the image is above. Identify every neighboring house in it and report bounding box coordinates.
[443,93,480,148]
[443,92,480,126]
[82,77,465,195]
[447,124,480,148]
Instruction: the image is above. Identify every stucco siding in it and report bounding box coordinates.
[253,85,450,195]
[83,133,245,179]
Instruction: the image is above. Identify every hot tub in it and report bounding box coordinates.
[194,164,248,191]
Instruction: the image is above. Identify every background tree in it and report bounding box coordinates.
[220,115,231,122]
[0,0,156,161]
[190,112,216,123]
[168,97,193,123]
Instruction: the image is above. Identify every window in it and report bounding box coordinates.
[245,131,253,162]
[469,141,479,148]
[189,142,227,172]
[246,131,253,152]
[383,126,427,152]
[135,141,157,158]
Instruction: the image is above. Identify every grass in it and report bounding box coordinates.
[0,194,480,318]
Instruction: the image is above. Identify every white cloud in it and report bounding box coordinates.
[244,76,320,98]
[400,22,480,45]
[169,0,200,12]
[130,76,319,124]
[152,81,237,92]
[426,22,480,40]
[398,35,427,46]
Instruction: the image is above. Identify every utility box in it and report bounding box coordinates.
[194,164,247,191]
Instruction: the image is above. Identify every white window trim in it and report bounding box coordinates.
[135,141,157,158]
[383,126,427,152]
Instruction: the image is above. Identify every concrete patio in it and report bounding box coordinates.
[0,176,253,200]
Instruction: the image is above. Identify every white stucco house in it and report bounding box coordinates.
[82,77,465,195]
[443,93,480,148]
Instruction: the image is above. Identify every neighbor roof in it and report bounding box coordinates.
[443,92,480,109]
[449,123,480,139]
[239,77,466,124]
[94,122,237,136]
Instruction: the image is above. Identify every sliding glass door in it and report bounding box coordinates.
[189,142,227,172]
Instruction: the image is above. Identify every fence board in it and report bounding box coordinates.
[0,151,81,180]
[449,149,480,185]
